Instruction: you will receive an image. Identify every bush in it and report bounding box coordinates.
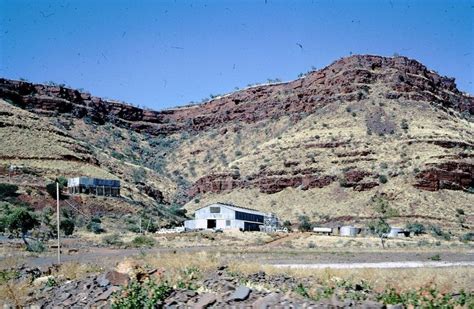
[112,280,171,308]
[460,232,474,242]
[429,225,451,240]
[60,218,75,236]
[400,119,409,130]
[87,221,105,234]
[46,183,65,200]
[378,175,388,184]
[0,183,18,199]
[27,240,45,253]
[131,235,155,247]
[103,233,124,246]
[298,215,312,232]
[6,207,39,235]
[406,222,425,235]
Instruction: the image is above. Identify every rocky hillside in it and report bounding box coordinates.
[0,55,472,228]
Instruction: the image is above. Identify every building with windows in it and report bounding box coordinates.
[67,177,120,197]
[184,202,267,231]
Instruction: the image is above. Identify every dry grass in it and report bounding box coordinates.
[0,279,31,307]
[120,250,473,294]
[51,261,103,281]
[227,263,474,294]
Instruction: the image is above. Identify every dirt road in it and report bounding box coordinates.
[271,261,474,269]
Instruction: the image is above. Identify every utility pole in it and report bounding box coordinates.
[56,182,61,265]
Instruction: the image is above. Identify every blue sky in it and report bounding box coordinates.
[0,0,472,109]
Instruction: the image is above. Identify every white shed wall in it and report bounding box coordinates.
[195,204,237,220]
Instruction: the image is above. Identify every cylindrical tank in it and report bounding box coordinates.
[340,226,360,236]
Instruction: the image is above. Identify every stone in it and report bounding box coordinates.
[360,300,385,309]
[252,293,281,309]
[94,286,120,302]
[57,292,71,302]
[33,275,54,286]
[387,304,404,309]
[192,293,217,309]
[62,298,77,307]
[105,270,130,286]
[229,286,251,301]
[96,275,110,287]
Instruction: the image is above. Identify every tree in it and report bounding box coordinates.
[282,220,292,232]
[406,222,425,235]
[298,215,312,232]
[5,207,39,250]
[60,218,75,236]
[46,182,65,200]
[0,183,18,200]
[368,195,397,248]
[368,219,391,249]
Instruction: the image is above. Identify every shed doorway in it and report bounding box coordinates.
[207,219,216,229]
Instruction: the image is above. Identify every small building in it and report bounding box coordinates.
[67,177,120,197]
[184,202,267,231]
[340,226,361,237]
[388,227,409,238]
[312,227,333,235]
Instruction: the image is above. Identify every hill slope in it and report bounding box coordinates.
[0,54,472,230]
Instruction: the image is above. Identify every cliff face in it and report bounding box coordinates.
[1,55,472,135]
[1,54,473,224]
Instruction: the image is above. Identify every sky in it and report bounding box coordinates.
[0,0,473,110]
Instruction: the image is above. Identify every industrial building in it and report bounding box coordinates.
[184,202,269,231]
[67,177,120,197]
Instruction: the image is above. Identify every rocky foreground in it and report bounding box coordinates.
[3,262,472,308]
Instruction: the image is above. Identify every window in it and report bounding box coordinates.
[226,220,231,226]
[210,207,221,213]
[235,211,264,223]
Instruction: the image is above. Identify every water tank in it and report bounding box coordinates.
[340,226,360,237]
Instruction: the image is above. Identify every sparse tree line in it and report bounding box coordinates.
[295,195,472,247]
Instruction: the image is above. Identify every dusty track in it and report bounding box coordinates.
[272,261,474,269]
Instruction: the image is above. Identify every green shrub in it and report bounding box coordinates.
[378,175,388,184]
[46,277,57,287]
[103,233,124,246]
[429,225,451,240]
[131,235,155,247]
[60,218,75,236]
[46,182,65,199]
[112,280,172,309]
[91,216,101,223]
[27,239,45,253]
[400,119,409,130]
[406,222,425,235]
[298,215,312,232]
[0,183,18,199]
[87,221,105,234]
[460,232,474,242]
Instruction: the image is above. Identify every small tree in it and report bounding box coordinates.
[0,183,19,200]
[46,182,65,200]
[368,219,391,249]
[406,222,425,235]
[368,195,397,248]
[5,207,39,250]
[60,218,75,236]
[298,215,312,232]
